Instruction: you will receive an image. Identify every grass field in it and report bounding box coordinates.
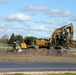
[2,73,76,75]
[48,73,76,75]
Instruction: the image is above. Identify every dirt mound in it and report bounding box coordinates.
[0,48,76,62]
[20,48,72,57]
[0,48,74,57]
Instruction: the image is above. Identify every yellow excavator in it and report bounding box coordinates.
[13,41,27,51]
[36,23,74,49]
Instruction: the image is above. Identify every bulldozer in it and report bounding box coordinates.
[36,23,74,49]
[13,41,27,52]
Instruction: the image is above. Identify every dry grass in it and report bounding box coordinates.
[1,71,76,75]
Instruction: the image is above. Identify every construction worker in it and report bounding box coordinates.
[13,42,16,51]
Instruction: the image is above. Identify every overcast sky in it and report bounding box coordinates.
[0,0,76,40]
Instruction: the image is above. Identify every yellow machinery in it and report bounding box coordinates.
[21,43,27,49]
[36,23,74,49]
[13,41,27,50]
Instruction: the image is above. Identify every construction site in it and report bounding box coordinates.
[0,23,76,62]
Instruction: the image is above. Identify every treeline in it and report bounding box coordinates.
[1,33,37,46]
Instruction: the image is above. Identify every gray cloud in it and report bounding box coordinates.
[36,20,67,25]
[0,24,12,37]
[0,24,31,38]
[20,6,72,17]
[46,9,72,17]
[20,6,48,12]
[33,26,50,32]
[0,0,7,4]
[70,16,76,21]
[0,24,11,29]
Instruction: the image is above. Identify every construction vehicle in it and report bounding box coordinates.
[13,41,27,51]
[36,23,74,49]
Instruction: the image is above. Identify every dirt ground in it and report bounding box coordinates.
[0,48,76,62]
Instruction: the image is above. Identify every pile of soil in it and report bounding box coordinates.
[0,48,76,62]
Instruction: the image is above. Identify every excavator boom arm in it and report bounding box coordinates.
[49,23,74,43]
